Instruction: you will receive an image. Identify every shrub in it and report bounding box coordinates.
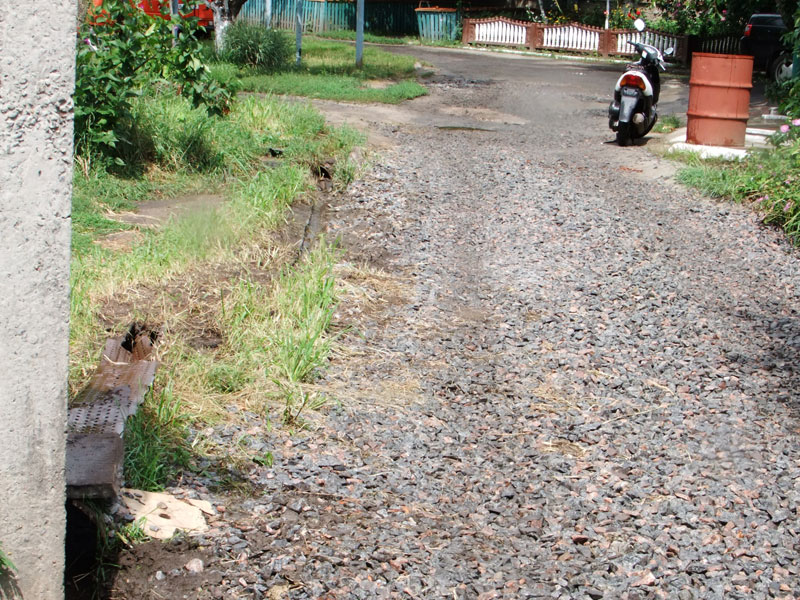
[758,119,800,240]
[220,21,293,72]
[678,119,800,244]
[777,9,800,118]
[74,0,234,164]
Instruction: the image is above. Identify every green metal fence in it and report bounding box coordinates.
[416,8,458,41]
[239,0,419,36]
[366,2,418,35]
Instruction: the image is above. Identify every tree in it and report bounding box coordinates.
[777,0,799,27]
[653,0,776,35]
[207,0,251,51]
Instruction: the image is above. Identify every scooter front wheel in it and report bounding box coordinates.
[616,122,633,146]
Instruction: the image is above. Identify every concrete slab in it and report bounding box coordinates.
[120,489,209,539]
[665,124,779,160]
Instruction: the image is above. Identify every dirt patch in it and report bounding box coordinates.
[111,538,220,600]
[95,194,226,253]
[95,230,143,252]
[111,194,225,229]
[362,79,395,89]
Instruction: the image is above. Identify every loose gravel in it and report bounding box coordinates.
[113,70,800,600]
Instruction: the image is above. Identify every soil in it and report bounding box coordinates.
[108,50,800,599]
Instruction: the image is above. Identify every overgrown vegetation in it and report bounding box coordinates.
[677,119,800,242]
[220,20,293,71]
[214,37,428,103]
[72,5,388,494]
[776,10,800,117]
[673,5,800,244]
[72,108,357,488]
[124,385,190,490]
[75,0,233,164]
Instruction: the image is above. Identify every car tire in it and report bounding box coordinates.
[770,51,794,83]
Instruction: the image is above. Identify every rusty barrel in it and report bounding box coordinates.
[686,53,753,147]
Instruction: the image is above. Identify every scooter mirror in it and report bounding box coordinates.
[664,47,674,56]
[633,18,646,32]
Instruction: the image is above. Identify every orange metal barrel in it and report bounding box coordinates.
[686,53,753,147]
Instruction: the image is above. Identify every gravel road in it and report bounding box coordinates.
[112,52,800,599]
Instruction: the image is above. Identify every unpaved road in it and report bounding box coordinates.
[112,49,800,599]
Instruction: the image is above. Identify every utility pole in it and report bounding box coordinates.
[356,0,364,68]
[295,0,303,66]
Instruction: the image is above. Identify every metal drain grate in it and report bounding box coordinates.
[68,387,134,436]
[66,327,159,497]
[68,361,157,435]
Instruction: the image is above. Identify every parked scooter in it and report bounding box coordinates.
[608,19,672,146]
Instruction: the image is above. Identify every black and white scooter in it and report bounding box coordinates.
[608,19,672,146]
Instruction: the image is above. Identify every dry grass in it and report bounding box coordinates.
[539,439,587,457]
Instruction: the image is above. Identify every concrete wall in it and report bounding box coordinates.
[0,0,75,597]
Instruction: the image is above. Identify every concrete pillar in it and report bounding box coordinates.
[0,0,75,597]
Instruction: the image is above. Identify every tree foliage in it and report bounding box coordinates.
[532,0,780,34]
[651,0,776,35]
[777,0,799,27]
[75,0,234,162]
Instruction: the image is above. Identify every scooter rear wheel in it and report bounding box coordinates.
[616,122,633,146]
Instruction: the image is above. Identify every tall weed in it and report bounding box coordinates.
[220,21,293,71]
[125,92,222,171]
[272,241,339,385]
[124,383,190,490]
[677,122,800,243]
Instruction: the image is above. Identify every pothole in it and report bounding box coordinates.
[435,125,494,131]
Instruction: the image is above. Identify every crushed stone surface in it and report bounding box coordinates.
[111,61,800,600]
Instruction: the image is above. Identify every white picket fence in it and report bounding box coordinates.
[541,24,601,52]
[699,35,739,54]
[473,18,528,46]
[615,30,682,57]
[463,18,689,62]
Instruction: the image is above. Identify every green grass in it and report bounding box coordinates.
[676,141,800,243]
[123,383,190,491]
[209,238,340,424]
[71,169,216,253]
[223,38,428,103]
[0,543,15,574]
[242,73,426,103]
[314,30,415,45]
[71,86,363,490]
[652,114,681,134]
[272,240,339,385]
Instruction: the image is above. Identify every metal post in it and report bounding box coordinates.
[604,0,609,29]
[295,0,303,66]
[171,0,180,42]
[356,0,364,68]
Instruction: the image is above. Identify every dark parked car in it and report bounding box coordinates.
[740,13,793,82]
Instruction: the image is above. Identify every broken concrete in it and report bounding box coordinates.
[120,489,209,540]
